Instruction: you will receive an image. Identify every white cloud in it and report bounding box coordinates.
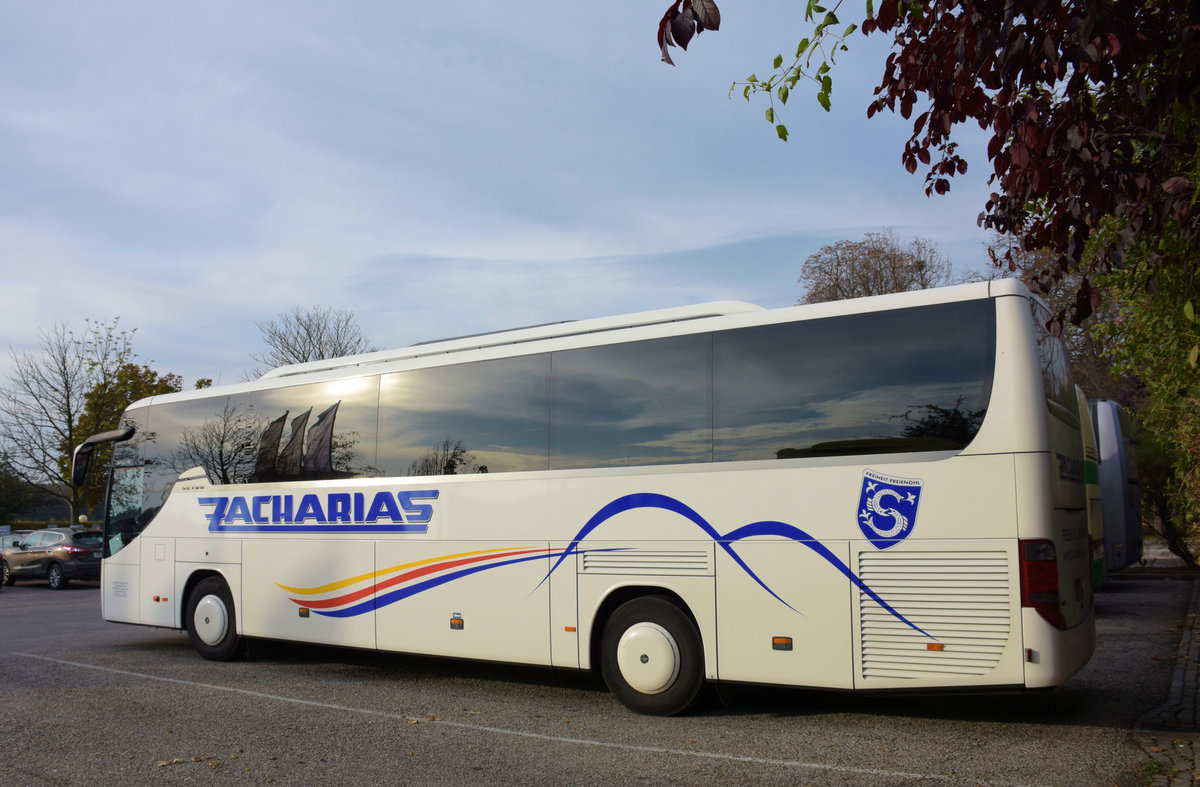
[0,1,996,389]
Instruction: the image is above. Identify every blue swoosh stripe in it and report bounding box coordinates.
[539,493,933,639]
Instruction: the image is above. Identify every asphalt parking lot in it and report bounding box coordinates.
[0,571,1192,786]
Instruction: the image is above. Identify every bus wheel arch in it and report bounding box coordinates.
[595,589,706,716]
[184,573,246,661]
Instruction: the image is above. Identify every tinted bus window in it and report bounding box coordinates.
[249,376,380,481]
[104,408,148,557]
[377,355,550,476]
[111,409,148,467]
[141,394,253,523]
[549,334,712,469]
[714,300,996,461]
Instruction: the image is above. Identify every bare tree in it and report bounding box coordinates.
[798,230,953,304]
[250,306,376,376]
[0,319,134,521]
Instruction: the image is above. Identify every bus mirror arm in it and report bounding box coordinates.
[72,425,135,488]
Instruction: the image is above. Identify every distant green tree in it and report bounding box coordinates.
[1094,230,1200,565]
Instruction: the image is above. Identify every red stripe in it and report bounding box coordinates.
[291,548,550,609]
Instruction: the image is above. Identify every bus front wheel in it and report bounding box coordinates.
[186,577,245,661]
[601,596,705,716]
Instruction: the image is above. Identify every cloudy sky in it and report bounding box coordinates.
[0,1,996,386]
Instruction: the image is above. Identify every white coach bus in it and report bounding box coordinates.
[74,279,1094,714]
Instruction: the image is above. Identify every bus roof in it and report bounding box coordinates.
[257,301,764,381]
[126,279,1029,410]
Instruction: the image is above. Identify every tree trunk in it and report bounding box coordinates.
[1150,491,1198,568]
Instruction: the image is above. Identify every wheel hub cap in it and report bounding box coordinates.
[616,622,680,695]
[194,595,229,646]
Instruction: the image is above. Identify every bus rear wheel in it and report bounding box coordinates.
[186,577,246,661]
[601,596,705,716]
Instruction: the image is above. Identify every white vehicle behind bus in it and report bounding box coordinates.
[75,280,1094,714]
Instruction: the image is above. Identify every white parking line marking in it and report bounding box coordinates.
[17,652,1032,784]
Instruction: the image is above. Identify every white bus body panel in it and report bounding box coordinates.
[851,540,1023,688]
[716,539,854,689]
[101,539,140,624]
[139,537,176,628]
[242,539,377,650]
[374,539,552,665]
[1021,607,1096,687]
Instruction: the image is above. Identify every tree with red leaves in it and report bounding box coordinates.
[660,0,1200,328]
[657,1,721,66]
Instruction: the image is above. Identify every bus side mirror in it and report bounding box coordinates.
[71,445,92,489]
[72,425,136,488]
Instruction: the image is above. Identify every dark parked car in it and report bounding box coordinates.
[1,528,103,589]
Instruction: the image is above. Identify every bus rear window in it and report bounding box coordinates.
[74,532,103,547]
[1030,300,1079,428]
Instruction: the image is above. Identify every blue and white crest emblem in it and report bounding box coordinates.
[857,470,923,549]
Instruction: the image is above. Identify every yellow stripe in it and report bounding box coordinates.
[275,547,517,595]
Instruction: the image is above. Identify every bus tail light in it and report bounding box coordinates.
[1020,539,1066,630]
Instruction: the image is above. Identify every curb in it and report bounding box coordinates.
[1136,578,1200,785]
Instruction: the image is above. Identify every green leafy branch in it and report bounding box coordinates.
[729,0,858,141]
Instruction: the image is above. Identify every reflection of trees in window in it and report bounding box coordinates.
[331,431,376,477]
[109,466,143,519]
[898,396,986,447]
[376,355,547,477]
[1030,300,1077,425]
[250,401,372,482]
[106,412,155,477]
[722,300,996,462]
[774,398,987,459]
[106,466,144,556]
[409,439,484,476]
[169,402,265,484]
